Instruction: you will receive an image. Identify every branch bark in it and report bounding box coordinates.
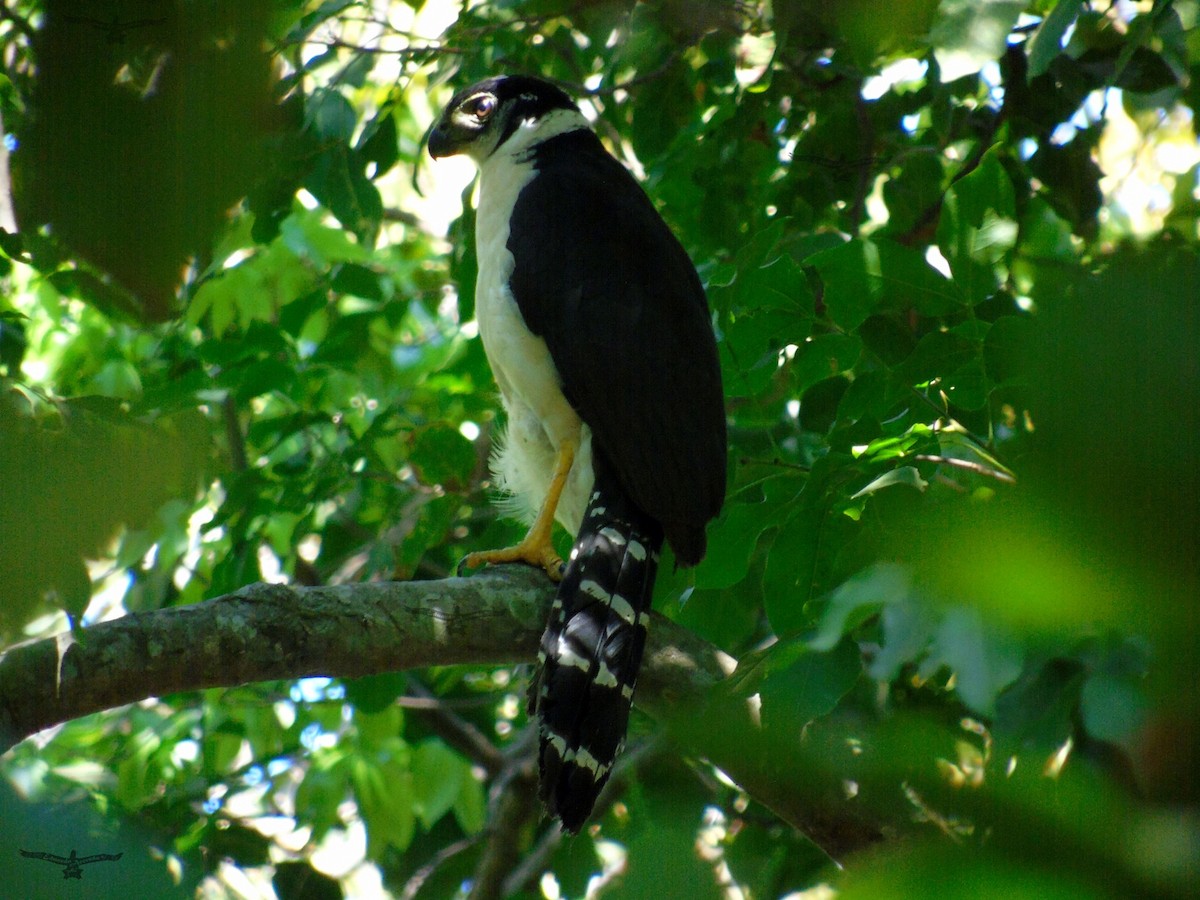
[0,566,883,859]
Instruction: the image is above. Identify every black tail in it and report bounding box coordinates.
[530,454,663,832]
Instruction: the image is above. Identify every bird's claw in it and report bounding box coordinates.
[460,543,565,582]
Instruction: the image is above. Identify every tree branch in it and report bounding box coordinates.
[0,566,882,860]
[468,750,540,900]
[0,568,551,753]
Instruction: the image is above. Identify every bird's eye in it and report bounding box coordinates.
[467,95,496,120]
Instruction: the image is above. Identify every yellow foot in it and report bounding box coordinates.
[461,540,565,582]
[461,437,577,582]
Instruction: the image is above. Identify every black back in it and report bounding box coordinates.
[506,129,726,563]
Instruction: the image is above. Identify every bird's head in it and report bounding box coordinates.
[428,74,581,163]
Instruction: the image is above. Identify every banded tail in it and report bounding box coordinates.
[531,455,663,832]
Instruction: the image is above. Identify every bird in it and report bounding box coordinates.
[428,74,726,831]
[19,848,123,880]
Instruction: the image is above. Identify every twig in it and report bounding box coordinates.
[222,393,248,472]
[400,836,479,900]
[739,456,811,472]
[295,38,462,57]
[500,737,664,897]
[468,750,540,900]
[914,454,1017,484]
[407,677,506,777]
[585,48,686,96]
[396,694,500,711]
[847,95,876,234]
[383,207,421,228]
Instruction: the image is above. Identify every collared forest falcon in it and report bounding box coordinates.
[429,74,726,831]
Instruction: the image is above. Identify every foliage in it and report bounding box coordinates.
[1,0,1198,897]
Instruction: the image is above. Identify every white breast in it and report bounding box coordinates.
[473,110,594,534]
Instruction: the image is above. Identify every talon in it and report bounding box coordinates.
[463,542,565,582]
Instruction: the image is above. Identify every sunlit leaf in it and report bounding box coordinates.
[931,0,1027,81]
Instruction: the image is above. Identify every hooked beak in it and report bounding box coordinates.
[428,121,460,159]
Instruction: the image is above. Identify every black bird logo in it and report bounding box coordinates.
[19,848,123,879]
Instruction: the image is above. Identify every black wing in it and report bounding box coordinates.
[507,130,726,563]
[79,853,123,864]
[19,850,66,863]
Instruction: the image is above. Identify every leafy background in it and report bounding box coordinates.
[1,0,1198,897]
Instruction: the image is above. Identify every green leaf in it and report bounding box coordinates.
[307,88,357,142]
[280,210,370,266]
[898,330,977,385]
[453,770,487,835]
[202,722,245,776]
[629,60,694,160]
[1112,47,1180,94]
[412,739,466,830]
[809,238,962,331]
[758,638,863,736]
[993,657,1083,748]
[332,262,386,301]
[693,475,796,590]
[1078,637,1149,749]
[0,228,24,260]
[738,252,815,312]
[345,672,407,714]
[937,153,1019,303]
[870,598,937,682]
[809,564,913,651]
[762,486,859,637]
[408,423,476,493]
[1028,142,1103,234]
[792,333,863,394]
[808,239,882,331]
[851,466,929,499]
[352,756,416,856]
[1028,0,1084,79]
[837,841,1107,898]
[758,507,815,636]
[295,754,349,840]
[943,359,991,410]
[204,822,273,868]
[931,0,1027,81]
[883,152,946,236]
[357,106,400,177]
[305,145,384,245]
[924,607,1023,716]
[954,147,1017,225]
[874,240,964,317]
[983,314,1036,385]
[723,307,811,396]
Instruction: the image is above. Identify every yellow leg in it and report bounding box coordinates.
[463,439,576,582]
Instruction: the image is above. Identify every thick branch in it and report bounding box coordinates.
[0,566,880,858]
[0,568,553,752]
